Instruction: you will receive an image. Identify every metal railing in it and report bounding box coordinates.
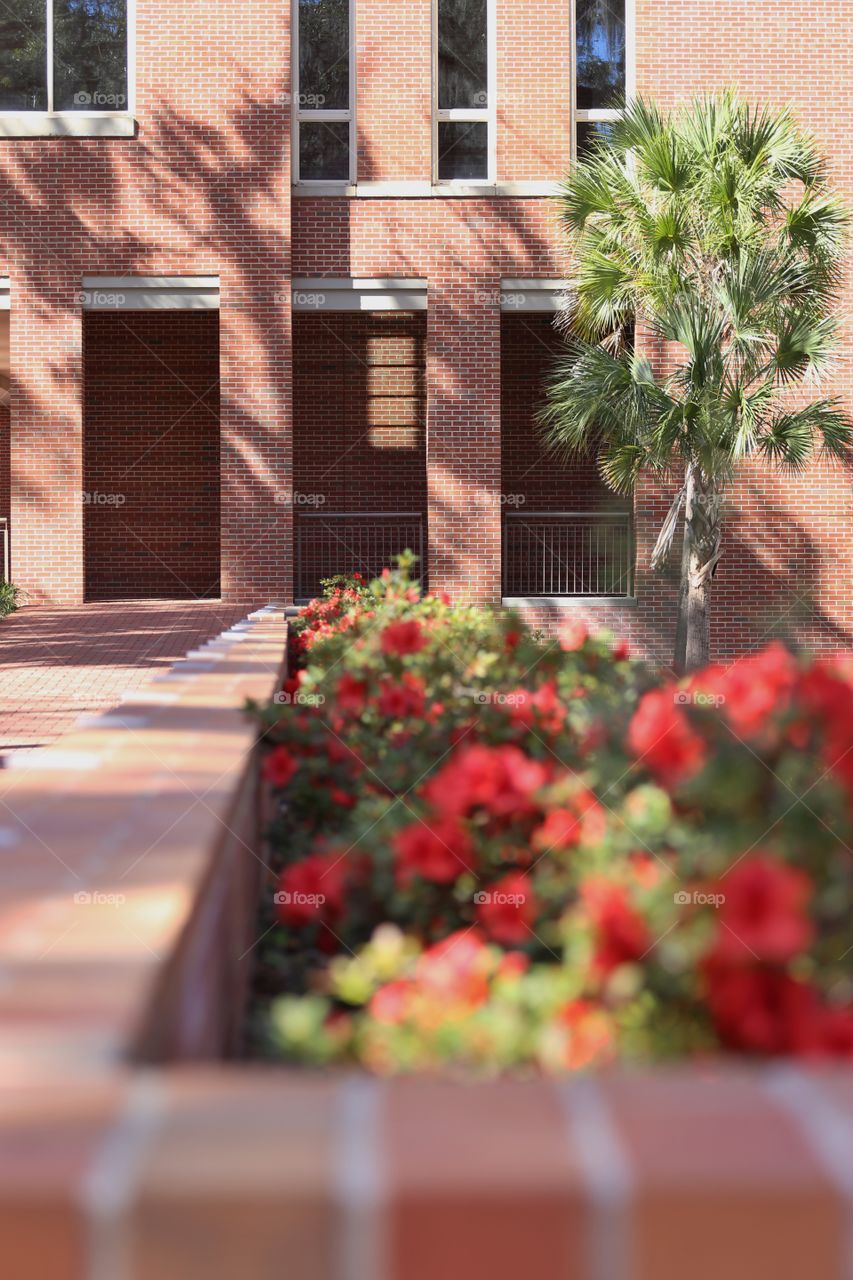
[0,517,8,584]
[502,511,634,598]
[295,512,425,601]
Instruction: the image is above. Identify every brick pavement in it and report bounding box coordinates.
[0,600,252,759]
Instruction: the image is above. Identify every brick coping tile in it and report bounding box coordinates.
[0,1067,851,1280]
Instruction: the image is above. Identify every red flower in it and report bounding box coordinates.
[369,979,415,1025]
[531,807,582,853]
[583,880,651,975]
[612,639,630,662]
[378,672,426,720]
[279,673,303,700]
[798,662,853,793]
[713,854,813,964]
[380,619,428,656]
[337,672,368,715]
[416,929,490,1008]
[819,1006,853,1055]
[263,745,298,788]
[424,744,549,820]
[559,999,616,1070]
[275,852,345,928]
[497,951,530,981]
[476,872,538,945]
[693,643,797,741]
[705,962,823,1055]
[393,816,475,886]
[533,792,606,854]
[627,689,706,788]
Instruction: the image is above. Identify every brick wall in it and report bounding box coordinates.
[0,0,850,657]
[83,311,220,601]
[0,0,291,606]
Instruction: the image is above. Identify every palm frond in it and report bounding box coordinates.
[772,313,839,383]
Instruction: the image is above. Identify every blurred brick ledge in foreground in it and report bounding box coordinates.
[3,1068,853,1280]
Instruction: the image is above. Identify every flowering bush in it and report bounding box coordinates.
[249,565,853,1073]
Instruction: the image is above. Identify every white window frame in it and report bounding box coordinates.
[432,0,496,187]
[0,0,134,135]
[292,0,356,187]
[14,0,133,115]
[573,0,635,159]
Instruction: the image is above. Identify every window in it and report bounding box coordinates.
[0,1,128,112]
[575,0,630,157]
[294,0,354,183]
[435,0,493,183]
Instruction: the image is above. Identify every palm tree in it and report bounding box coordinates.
[540,93,853,671]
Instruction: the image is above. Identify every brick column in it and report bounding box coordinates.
[9,274,84,605]
[426,278,502,604]
[217,9,293,607]
[219,282,292,605]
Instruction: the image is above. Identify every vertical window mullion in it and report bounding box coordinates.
[292,0,300,180]
[46,0,54,112]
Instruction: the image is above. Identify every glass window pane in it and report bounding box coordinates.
[576,0,625,111]
[299,0,350,111]
[438,0,488,110]
[54,0,128,111]
[299,120,350,181]
[577,120,615,158]
[438,121,488,181]
[0,2,47,111]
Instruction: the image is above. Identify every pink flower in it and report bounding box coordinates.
[561,619,589,651]
[416,930,490,1008]
[369,979,415,1025]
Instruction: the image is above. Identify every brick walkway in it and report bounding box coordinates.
[0,600,253,759]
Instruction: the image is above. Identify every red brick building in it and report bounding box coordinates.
[0,0,851,661]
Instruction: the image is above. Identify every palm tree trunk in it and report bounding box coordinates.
[679,465,723,672]
[674,502,691,674]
